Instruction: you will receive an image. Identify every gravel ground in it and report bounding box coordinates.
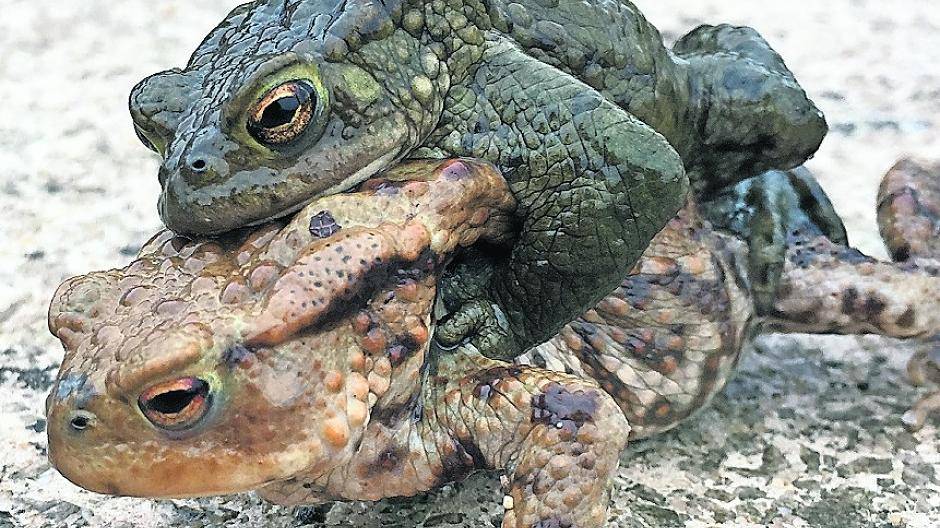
[1,1,938,527]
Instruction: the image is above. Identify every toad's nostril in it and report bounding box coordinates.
[190,158,208,172]
[68,410,96,432]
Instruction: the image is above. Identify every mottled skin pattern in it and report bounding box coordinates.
[701,167,849,312]
[48,160,626,527]
[48,160,940,527]
[876,158,940,428]
[131,0,826,360]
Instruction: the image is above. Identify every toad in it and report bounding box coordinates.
[131,0,827,359]
[47,159,940,527]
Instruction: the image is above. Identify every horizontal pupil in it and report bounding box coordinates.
[259,83,313,130]
[145,379,209,415]
[260,97,299,128]
[148,389,198,415]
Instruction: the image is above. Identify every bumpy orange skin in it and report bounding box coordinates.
[47,158,940,526]
[47,159,517,499]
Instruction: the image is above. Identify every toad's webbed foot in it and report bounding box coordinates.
[753,160,940,430]
[435,248,521,360]
[675,25,827,197]
[435,298,519,359]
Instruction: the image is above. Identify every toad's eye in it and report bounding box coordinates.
[247,80,317,145]
[139,377,211,431]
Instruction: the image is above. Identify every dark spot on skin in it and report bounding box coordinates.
[532,517,573,528]
[789,248,813,269]
[471,367,522,401]
[385,332,424,367]
[386,345,407,366]
[839,288,890,326]
[863,296,887,318]
[370,390,424,427]
[640,396,688,428]
[841,287,859,315]
[441,160,472,180]
[221,343,258,367]
[622,276,653,309]
[309,211,341,239]
[437,436,486,486]
[897,307,916,328]
[362,445,408,478]
[893,244,912,263]
[531,382,598,435]
[474,382,493,400]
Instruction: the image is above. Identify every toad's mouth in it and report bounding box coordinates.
[161,150,406,237]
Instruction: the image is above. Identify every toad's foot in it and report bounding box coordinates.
[434,353,631,528]
[878,158,940,262]
[769,234,940,430]
[769,158,940,430]
[881,158,940,430]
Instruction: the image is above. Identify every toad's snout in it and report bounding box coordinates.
[157,159,291,237]
[45,379,112,494]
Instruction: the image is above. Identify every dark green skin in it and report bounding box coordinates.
[701,167,848,313]
[131,0,826,357]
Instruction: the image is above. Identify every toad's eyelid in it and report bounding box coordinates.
[109,343,205,399]
[221,52,318,128]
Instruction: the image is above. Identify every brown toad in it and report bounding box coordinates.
[47,159,940,527]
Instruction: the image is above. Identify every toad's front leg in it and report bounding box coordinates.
[258,352,630,527]
[431,40,688,361]
[432,352,630,528]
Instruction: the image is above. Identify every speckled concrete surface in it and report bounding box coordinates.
[1,1,938,527]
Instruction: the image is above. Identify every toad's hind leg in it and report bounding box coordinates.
[878,158,940,262]
[521,202,755,439]
[432,352,630,528]
[768,159,940,429]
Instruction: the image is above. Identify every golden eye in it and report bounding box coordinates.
[247,80,317,145]
[138,377,211,431]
